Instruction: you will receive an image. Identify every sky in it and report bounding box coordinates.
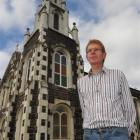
[0,0,140,90]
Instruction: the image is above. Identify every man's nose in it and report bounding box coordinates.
[91,49,96,53]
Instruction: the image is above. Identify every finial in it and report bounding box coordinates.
[16,44,19,52]
[27,28,30,32]
[62,0,66,5]
[25,27,30,36]
[73,22,76,26]
[72,22,78,31]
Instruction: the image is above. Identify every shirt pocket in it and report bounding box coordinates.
[102,82,120,99]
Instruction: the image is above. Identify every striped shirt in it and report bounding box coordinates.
[77,67,136,132]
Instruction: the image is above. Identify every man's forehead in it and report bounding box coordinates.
[87,43,102,49]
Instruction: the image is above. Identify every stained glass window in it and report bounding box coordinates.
[54,52,67,87]
[53,109,68,139]
[53,113,60,139]
[61,114,67,138]
[54,14,59,30]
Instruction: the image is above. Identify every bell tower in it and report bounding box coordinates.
[35,0,69,37]
[20,0,84,139]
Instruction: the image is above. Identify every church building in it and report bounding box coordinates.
[0,0,140,140]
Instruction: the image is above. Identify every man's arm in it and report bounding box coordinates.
[120,72,136,133]
[77,80,85,118]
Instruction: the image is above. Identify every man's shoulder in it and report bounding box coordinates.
[107,68,123,74]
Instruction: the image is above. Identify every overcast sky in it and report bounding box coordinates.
[0,0,140,90]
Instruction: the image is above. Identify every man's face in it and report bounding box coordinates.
[86,43,106,66]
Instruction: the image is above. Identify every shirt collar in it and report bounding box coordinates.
[88,66,108,77]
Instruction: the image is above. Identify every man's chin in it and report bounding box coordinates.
[89,61,98,65]
[89,62,103,66]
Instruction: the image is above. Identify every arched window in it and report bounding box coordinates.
[54,52,67,87]
[53,106,68,139]
[54,14,59,30]
[26,58,31,81]
[15,107,23,140]
[0,119,5,140]
[61,114,67,138]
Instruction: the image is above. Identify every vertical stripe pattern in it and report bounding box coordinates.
[77,67,136,132]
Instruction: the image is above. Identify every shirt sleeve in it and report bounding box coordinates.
[120,71,136,133]
[77,80,85,118]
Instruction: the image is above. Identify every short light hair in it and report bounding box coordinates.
[86,39,106,53]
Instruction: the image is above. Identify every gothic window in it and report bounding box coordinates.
[42,94,47,100]
[22,120,24,126]
[41,119,46,126]
[42,56,46,60]
[131,132,134,140]
[41,75,46,80]
[53,106,68,139]
[42,65,46,70]
[42,106,46,112]
[29,133,36,140]
[36,70,39,75]
[40,133,45,140]
[37,61,40,66]
[133,99,140,133]
[1,119,5,140]
[24,107,26,113]
[38,52,40,56]
[54,14,59,30]
[21,134,23,140]
[54,52,67,87]
[43,47,47,52]
[32,66,34,71]
[26,58,31,81]
[15,108,23,140]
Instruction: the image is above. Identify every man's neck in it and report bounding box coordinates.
[91,64,103,74]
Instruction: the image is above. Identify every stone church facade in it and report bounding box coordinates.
[0,0,140,140]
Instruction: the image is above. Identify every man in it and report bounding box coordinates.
[77,39,136,140]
